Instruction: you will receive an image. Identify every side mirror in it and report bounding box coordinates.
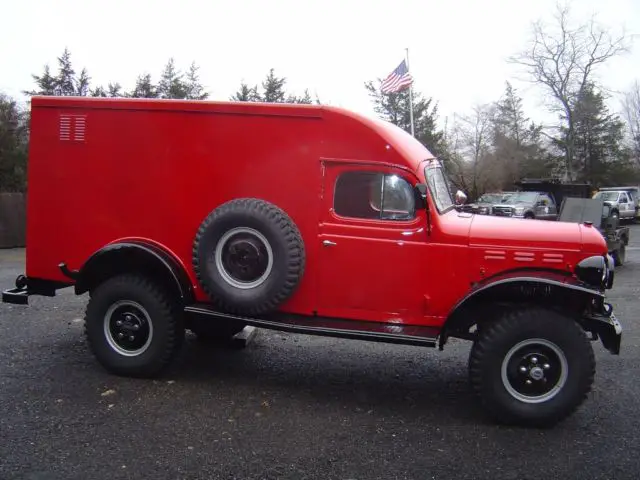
[455,190,467,205]
[414,183,428,209]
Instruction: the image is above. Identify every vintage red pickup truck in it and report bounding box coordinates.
[2,96,621,427]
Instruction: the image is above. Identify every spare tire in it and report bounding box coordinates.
[192,198,305,316]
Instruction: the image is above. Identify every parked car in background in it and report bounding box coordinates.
[465,192,514,215]
[491,191,558,220]
[593,187,639,222]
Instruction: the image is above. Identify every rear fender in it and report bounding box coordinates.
[72,240,194,304]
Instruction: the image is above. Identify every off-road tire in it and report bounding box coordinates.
[84,274,184,378]
[468,307,595,427]
[192,198,305,316]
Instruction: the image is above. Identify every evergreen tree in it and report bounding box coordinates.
[492,82,549,185]
[128,74,157,98]
[76,68,91,96]
[54,48,78,96]
[261,68,286,103]
[287,89,313,104]
[25,64,56,96]
[157,58,187,99]
[568,83,636,186]
[0,93,29,192]
[90,86,107,97]
[184,62,209,100]
[230,82,261,102]
[25,48,91,97]
[364,79,446,158]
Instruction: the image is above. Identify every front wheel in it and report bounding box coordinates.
[84,274,185,378]
[468,307,595,427]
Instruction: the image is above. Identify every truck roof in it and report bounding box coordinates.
[30,96,437,173]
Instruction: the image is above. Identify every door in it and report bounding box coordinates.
[535,193,557,220]
[315,161,428,324]
[619,192,634,218]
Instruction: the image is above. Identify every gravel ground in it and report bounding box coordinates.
[1,226,639,480]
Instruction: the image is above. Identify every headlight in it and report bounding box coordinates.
[514,207,525,215]
[478,207,489,214]
[575,255,611,290]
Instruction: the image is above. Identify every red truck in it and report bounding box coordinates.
[2,96,621,427]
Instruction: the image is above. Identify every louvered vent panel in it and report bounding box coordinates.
[59,115,86,142]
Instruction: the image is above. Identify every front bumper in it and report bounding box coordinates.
[582,302,622,355]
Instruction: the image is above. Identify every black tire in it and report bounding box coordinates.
[189,317,246,343]
[84,274,184,378]
[613,243,625,267]
[192,198,305,316]
[468,307,595,427]
[524,212,535,219]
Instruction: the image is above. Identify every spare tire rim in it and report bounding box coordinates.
[103,300,153,357]
[501,338,568,404]
[215,227,273,289]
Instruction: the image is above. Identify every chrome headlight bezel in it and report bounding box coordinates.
[575,255,614,290]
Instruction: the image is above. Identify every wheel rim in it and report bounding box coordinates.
[215,227,273,289]
[103,300,153,357]
[501,338,568,403]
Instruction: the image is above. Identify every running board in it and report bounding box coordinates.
[184,304,439,348]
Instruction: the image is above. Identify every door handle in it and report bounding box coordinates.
[322,240,337,247]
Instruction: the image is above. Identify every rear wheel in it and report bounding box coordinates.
[84,274,184,378]
[469,307,595,427]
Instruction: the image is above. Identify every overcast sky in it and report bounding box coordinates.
[1,0,638,128]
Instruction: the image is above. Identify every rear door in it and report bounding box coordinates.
[315,160,428,324]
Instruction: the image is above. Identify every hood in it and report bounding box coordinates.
[468,214,607,254]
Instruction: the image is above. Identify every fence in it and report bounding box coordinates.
[0,193,26,248]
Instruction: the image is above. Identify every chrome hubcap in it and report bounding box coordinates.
[501,338,568,403]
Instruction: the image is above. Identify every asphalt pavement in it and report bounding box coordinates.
[1,227,639,480]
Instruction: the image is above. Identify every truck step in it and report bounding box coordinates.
[184,304,439,347]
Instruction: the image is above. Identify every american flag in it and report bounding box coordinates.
[380,59,413,94]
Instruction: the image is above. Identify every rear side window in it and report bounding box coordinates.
[333,171,415,221]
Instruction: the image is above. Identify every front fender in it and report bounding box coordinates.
[440,268,606,347]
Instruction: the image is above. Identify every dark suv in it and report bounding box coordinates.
[491,191,558,220]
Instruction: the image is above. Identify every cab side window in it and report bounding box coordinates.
[334,171,415,221]
[620,193,629,203]
[539,194,553,206]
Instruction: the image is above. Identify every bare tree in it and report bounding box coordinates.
[452,104,498,198]
[509,2,629,180]
[621,80,640,167]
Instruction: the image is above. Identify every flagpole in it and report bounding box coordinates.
[405,47,415,137]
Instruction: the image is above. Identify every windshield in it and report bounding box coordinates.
[593,191,620,202]
[478,193,506,204]
[501,192,538,204]
[424,165,454,212]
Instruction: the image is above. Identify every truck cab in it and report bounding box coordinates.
[491,191,558,220]
[593,188,638,221]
